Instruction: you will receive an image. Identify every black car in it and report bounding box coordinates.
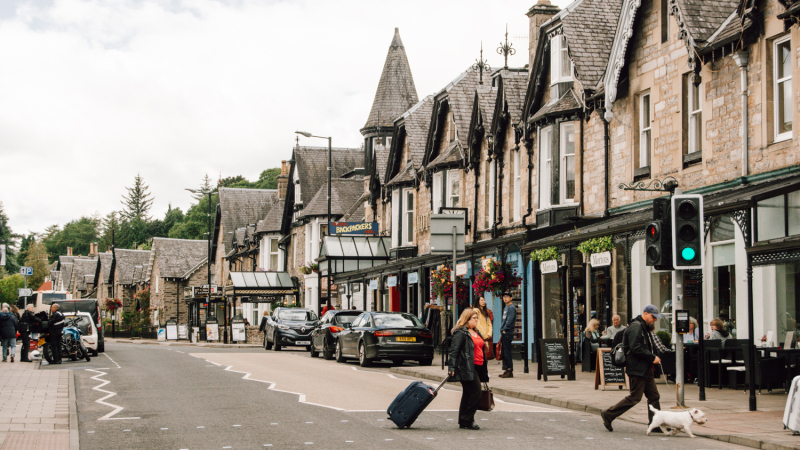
[310,310,363,360]
[264,307,319,351]
[334,312,434,367]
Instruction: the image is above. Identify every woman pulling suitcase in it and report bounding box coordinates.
[448,308,489,430]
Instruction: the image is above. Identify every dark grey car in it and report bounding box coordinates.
[264,307,319,351]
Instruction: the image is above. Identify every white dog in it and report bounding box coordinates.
[647,405,708,438]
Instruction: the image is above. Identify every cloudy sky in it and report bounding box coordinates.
[1,0,570,235]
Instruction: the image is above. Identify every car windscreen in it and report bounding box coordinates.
[334,314,360,326]
[373,314,424,328]
[41,293,67,305]
[279,310,315,321]
[65,315,91,335]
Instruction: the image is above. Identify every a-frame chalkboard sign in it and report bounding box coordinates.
[594,348,630,390]
[537,338,570,381]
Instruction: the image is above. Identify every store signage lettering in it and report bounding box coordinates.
[387,276,397,287]
[590,251,612,268]
[456,262,468,276]
[540,260,559,274]
[408,272,418,284]
[330,222,378,235]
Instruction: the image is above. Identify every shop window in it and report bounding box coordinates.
[538,126,553,209]
[774,36,793,142]
[777,262,800,346]
[711,216,736,242]
[403,188,414,245]
[513,149,521,221]
[543,271,564,338]
[446,169,460,207]
[560,122,575,204]
[650,268,672,333]
[756,189,800,241]
[614,243,628,325]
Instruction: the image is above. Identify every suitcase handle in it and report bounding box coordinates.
[432,375,450,394]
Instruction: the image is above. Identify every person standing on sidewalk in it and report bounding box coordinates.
[601,304,663,432]
[48,303,66,364]
[473,296,493,358]
[0,305,18,362]
[499,292,516,378]
[448,308,487,430]
[259,310,269,350]
[18,304,41,362]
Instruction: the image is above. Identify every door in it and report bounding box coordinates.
[341,313,364,355]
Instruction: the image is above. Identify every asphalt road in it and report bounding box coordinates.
[59,343,750,450]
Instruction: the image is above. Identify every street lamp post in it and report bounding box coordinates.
[186,188,213,343]
[295,131,332,314]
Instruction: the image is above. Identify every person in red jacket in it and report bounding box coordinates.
[321,300,335,316]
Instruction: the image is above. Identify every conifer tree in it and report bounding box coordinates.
[120,174,154,222]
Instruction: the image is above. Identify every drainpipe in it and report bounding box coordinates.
[601,108,610,217]
[733,51,749,179]
[521,133,535,232]
[472,142,481,242]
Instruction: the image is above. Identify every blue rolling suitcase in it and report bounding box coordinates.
[387,376,449,428]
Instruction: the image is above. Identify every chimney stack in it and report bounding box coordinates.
[277,160,289,201]
[526,0,560,77]
[67,247,73,256]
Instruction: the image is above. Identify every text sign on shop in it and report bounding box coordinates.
[369,280,378,290]
[540,260,559,274]
[387,276,397,287]
[330,222,378,235]
[590,251,612,268]
[408,272,418,284]
[455,262,468,277]
[165,319,178,340]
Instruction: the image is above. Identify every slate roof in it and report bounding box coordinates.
[294,147,364,207]
[132,265,143,284]
[61,263,74,290]
[58,255,75,271]
[529,209,652,249]
[778,1,800,19]
[674,0,741,43]
[362,28,419,132]
[97,253,113,284]
[234,228,247,247]
[341,193,369,222]
[561,0,624,88]
[300,179,366,218]
[72,258,98,292]
[151,237,210,280]
[386,162,419,187]
[427,140,465,170]
[114,249,152,285]
[385,95,434,186]
[375,144,390,184]
[530,88,582,123]
[476,86,497,130]
[256,200,284,234]
[497,69,529,124]
[217,187,279,249]
[441,70,481,144]
[50,271,60,288]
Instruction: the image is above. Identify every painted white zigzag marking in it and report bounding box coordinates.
[86,369,140,421]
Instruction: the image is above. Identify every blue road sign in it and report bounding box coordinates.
[20,266,33,276]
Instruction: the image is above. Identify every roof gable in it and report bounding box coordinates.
[423,70,480,167]
[217,187,278,249]
[561,0,624,89]
[300,178,366,218]
[386,95,434,183]
[114,249,152,285]
[294,147,364,207]
[151,237,209,279]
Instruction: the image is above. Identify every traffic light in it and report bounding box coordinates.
[671,194,704,269]
[645,198,672,270]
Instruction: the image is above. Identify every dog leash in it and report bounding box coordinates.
[655,361,688,411]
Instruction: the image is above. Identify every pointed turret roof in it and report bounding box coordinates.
[361,28,419,134]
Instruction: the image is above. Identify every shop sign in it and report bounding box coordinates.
[590,251,612,268]
[387,275,397,287]
[369,279,378,290]
[456,262,468,276]
[231,316,246,342]
[330,222,378,235]
[353,283,361,292]
[206,318,219,341]
[408,272,418,284]
[178,324,188,340]
[165,319,178,340]
[540,260,559,274]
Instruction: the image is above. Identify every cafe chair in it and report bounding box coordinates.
[716,339,746,389]
[705,340,723,387]
[741,343,787,394]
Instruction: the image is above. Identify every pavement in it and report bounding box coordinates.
[0,356,75,450]
[104,337,260,348]
[389,358,800,450]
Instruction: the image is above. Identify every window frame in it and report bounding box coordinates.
[550,34,573,86]
[559,121,576,204]
[432,171,443,215]
[755,189,800,242]
[687,79,702,154]
[391,188,401,248]
[774,35,793,143]
[267,237,280,271]
[513,149,521,221]
[446,169,460,208]
[403,188,414,246]
[538,125,553,210]
[638,92,652,169]
[489,160,496,224]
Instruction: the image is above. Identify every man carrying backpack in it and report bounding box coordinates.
[601,304,662,432]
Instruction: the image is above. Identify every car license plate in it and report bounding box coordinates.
[396,337,416,342]
[295,341,310,345]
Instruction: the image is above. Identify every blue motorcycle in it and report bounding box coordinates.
[42,316,91,363]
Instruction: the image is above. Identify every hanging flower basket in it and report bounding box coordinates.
[471,258,521,297]
[104,298,122,312]
[430,265,469,304]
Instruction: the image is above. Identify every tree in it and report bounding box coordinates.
[219,175,247,188]
[42,216,101,259]
[121,173,154,222]
[17,234,35,267]
[168,193,217,240]
[0,274,25,305]
[99,212,121,252]
[193,174,215,200]
[255,168,281,189]
[24,241,49,290]
[0,202,20,275]
[146,205,184,238]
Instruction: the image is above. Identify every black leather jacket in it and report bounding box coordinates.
[624,316,657,377]
[19,310,41,333]
[49,311,65,333]
[448,327,484,382]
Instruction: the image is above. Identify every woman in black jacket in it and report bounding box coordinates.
[448,308,489,430]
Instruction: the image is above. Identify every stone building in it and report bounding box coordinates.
[93,252,114,303]
[112,249,152,312]
[148,237,210,327]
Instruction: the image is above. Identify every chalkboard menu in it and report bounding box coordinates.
[684,270,701,299]
[594,348,629,391]
[538,338,570,381]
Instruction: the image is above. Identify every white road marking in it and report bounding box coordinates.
[161,428,168,430]
[545,437,554,439]
[586,437,594,439]
[223,447,231,449]
[264,445,273,447]
[103,353,121,369]
[305,422,313,424]
[507,437,514,439]
[385,439,393,441]
[305,442,313,445]
[340,420,348,422]
[86,369,140,421]
[345,441,354,443]
[515,418,524,421]
[123,429,130,432]
[87,431,94,434]
[233,424,241,427]
[271,423,278,425]
[175,350,184,354]
[197,426,205,429]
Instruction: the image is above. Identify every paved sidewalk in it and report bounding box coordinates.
[390,359,800,450]
[105,337,260,348]
[0,359,73,450]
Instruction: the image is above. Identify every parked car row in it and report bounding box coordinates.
[263,307,435,367]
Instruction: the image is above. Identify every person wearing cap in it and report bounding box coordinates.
[600,304,663,433]
[498,292,516,378]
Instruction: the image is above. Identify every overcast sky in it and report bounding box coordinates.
[1,0,571,236]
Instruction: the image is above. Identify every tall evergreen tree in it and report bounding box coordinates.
[193,174,215,200]
[100,211,121,252]
[0,201,20,275]
[24,241,49,290]
[121,173,154,221]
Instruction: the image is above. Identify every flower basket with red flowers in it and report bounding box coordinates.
[104,298,123,312]
[471,258,522,297]
[430,265,469,307]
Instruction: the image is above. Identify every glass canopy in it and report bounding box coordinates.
[223,271,297,301]
[318,235,391,275]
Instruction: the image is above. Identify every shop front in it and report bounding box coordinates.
[183,285,225,342]
[222,271,299,344]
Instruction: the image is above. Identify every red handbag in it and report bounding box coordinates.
[495,341,502,361]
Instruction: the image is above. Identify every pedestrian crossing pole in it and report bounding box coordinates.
[672,187,685,407]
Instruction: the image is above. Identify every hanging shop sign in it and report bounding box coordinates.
[387,276,397,287]
[540,260,559,274]
[369,279,379,290]
[408,272,418,284]
[330,222,379,235]
[455,262,468,277]
[590,251,612,268]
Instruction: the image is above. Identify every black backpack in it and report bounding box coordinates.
[611,327,629,368]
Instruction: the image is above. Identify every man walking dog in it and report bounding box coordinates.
[601,304,663,432]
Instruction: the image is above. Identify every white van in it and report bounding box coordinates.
[27,291,72,314]
[63,312,98,356]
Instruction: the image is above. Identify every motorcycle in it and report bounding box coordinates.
[34,313,91,363]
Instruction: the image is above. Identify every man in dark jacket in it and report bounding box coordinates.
[259,311,269,350]
[48,304,66,364]
[601,304,663,432]
[499,292,516,378]
[19,304,41,362]
[0,305,18,362]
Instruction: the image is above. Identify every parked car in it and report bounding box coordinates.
[63,312,98,356]
[53,299,105,353]
[334,312,434,367]
[310,310,363,360]
[264,307,319,351]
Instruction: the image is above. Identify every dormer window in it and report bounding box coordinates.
[550,34,573,86]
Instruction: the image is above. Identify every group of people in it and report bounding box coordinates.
[0,303,65,364]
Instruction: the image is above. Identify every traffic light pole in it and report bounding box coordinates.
[672,188,685,407]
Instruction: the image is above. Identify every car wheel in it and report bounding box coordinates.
[310,345,319,358]
[392,359,404,366]
[272,332,281,351]
[97,341,105,353]
[419,358,433,366]
[358,343,371,367]
[323,344,334,360]
[92,349,99,357]
[265,333,273,350]
[335,341,346,363]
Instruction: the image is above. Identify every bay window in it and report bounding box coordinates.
[550,34,573,86]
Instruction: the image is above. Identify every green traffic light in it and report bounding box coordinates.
[681,247,696,261]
